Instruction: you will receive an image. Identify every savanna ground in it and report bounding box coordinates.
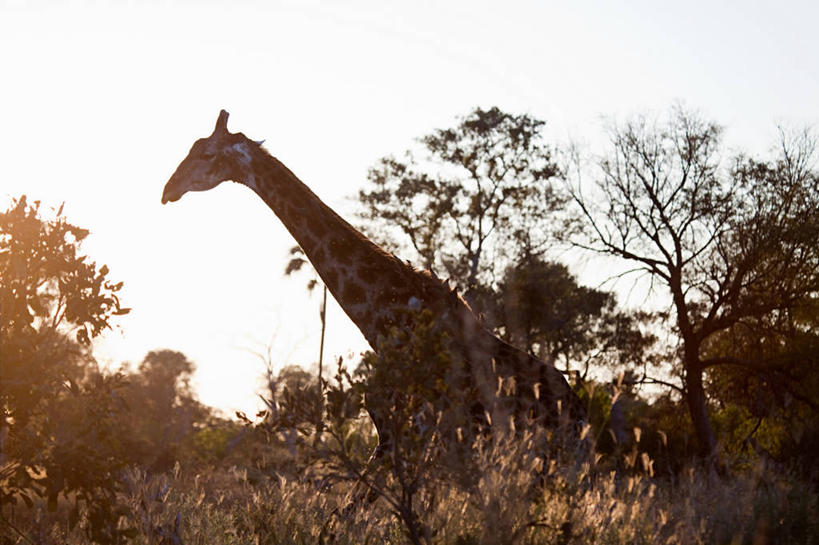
[4,354,817,545]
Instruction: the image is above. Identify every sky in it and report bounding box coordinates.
[2,0,817,416]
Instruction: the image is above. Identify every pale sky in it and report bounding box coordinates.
[2,0,817,416]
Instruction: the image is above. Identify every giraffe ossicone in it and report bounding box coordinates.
[162,109,586,455]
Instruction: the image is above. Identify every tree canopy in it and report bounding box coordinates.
[357,107,654,386]
[358,106,567,299]
[570,106,819,457]
[1,196,132,540]
[483,256,658,379]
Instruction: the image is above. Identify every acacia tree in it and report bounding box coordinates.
[570,106,819,458]
[358,106,566,302]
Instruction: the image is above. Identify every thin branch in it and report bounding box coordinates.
[0,513,36,545]
[636,374,685,394]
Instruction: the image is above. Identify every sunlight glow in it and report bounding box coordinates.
[2,0,817,415]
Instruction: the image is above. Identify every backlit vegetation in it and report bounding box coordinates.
[2,106,817,544]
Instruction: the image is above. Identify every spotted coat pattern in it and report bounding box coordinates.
[163,110,586,457]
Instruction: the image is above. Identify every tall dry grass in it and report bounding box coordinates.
[5,428,816,545]
[4,319,816,544]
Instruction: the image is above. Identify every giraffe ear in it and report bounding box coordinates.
[214,109,230,134]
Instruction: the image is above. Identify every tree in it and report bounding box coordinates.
[487,255,659,380]
[119,350,210,471]
[1,195,132,541]
[704,294,819,465]
[1,195,129,454]
[570,106,819,459]
[357,108,655,384]
[358,107,566,304]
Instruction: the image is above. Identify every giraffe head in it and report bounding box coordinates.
[162,110,261,204]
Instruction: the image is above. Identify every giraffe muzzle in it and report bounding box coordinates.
[161,184,182,204]
[161,173,188,204]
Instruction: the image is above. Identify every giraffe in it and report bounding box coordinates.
[162,110,586,459]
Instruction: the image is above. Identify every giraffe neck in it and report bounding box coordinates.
[239,146,412,347]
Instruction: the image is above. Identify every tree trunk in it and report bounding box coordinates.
[671,275,719,462]
[683,362,718,459]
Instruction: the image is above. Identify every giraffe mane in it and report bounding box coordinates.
[413,266,484,326]
[250,136,478,323]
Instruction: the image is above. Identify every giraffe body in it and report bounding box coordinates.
[163,110,585,455]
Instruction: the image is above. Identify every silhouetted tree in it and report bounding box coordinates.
[0,195,133,541]
[357,109,655,386]
[570,106,819,459]
[486,256,659,379]
[120,350,210,471]
[358,107,567,306]
[704,294,819,465]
